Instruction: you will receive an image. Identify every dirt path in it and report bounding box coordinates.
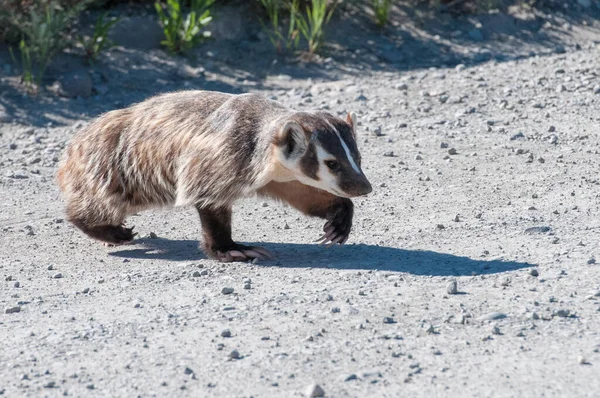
[1,4,600,397]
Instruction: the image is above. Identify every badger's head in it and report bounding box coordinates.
[274,111,372,198]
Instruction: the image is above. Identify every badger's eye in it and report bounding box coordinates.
[325,160,340,171]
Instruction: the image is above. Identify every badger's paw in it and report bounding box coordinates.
[317,199,354,247]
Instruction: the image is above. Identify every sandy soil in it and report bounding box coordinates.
[1,3,600,397]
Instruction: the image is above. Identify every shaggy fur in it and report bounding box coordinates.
[57,90,372,261]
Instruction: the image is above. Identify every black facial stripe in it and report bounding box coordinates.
[300,142,320,180]
[318,123,360,170]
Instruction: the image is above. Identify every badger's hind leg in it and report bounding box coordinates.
[65,197,136,245]
[196,204,274,262]
[71,219,136,245]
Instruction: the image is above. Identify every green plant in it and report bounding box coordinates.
[154,0,214,54]
[372,0,392,27]
[294,0,337,55]
[78,12,120,63]
[7,0,90,88]
[9,39,34,86]
[257,0,299,53]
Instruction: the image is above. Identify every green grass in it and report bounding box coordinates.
[294,0,337,55]
[78,12,120,63]
[7,0,90,89]
[372,0,392,27]
[257,0,300,53]
[154,0,214,54]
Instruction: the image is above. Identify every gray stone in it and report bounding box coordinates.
[447,279,458,294]
[229,349,240,359]
[5,306,21,314]
[53,273,63,279]
[553,309,572,318]
[221,329,231,338]
[383,317,395,324]
[306,383,325,397]
[57,71,93,98]
[524,226,551,234]
[222,287,234,295]
[478,312,507,321]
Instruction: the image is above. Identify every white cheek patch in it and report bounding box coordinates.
[324,120,361,174]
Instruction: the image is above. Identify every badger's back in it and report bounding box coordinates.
[57,90,289,218]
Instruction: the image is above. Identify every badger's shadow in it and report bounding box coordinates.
[109,238,533,277]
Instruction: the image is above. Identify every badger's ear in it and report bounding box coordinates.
[276,120,308,158]
[346,112,357,137]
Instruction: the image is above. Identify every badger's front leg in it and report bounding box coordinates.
[259,181,354,246]
[195,204,274,262]
[316,198,354,246]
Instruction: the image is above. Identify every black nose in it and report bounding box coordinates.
[359,178,372,196]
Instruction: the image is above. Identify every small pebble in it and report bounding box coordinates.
[192,271,201,277]
[222,287,234,295]
[553,309,572,318]
[524,226,551,234]
[5,306,21,314]
[344,374,358,381]
[184,367,194,375]
[587,258,596,265]
[306,383,325,397]
[82,287,90,294]
[447,279,458,294]
[383,317,395,324]
[14,281,20,288]
[530,269,539,277]
[229,349,240,359]
[578,356,589,365]
[221,329,232,338]
[47,265,54,270]
[53,273,63,279]
[478,312,507,321]
[491,325,501,335]
[244,283,251,290]
[448,148,457,155]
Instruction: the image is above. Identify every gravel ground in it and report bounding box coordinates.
[1,4,600,397]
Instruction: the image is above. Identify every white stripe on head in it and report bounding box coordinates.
[324,120,361,174]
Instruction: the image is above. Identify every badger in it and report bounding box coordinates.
[57,90,372,262]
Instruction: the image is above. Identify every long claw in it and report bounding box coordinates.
[252,247,275,260]
[319,229,338,245]
[326,235,344,248]
[315,233,328,242]
[242,249,264,259]
[228,250,246,259]
[340,235,349,245]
